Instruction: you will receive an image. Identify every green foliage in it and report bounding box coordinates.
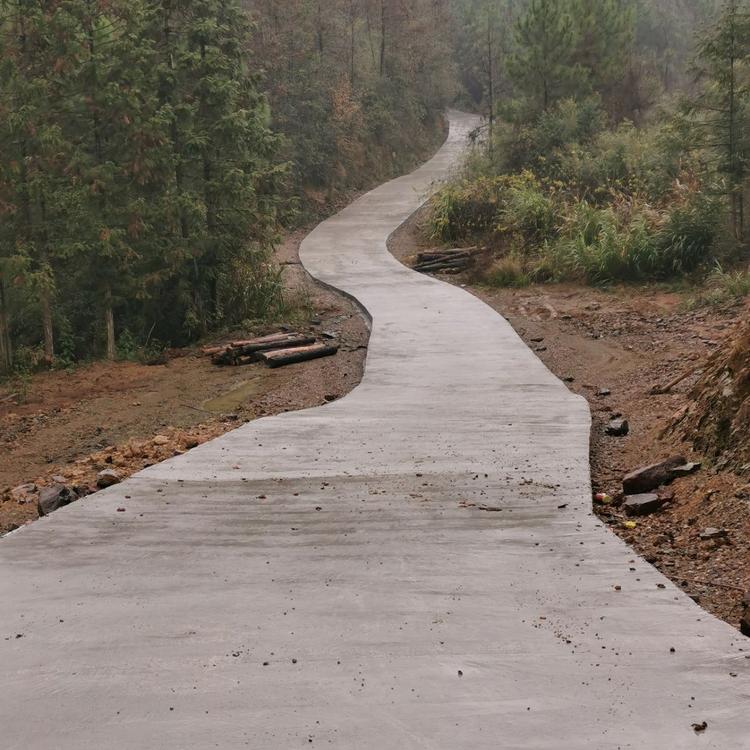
[483,256,531,288]
[0,0,284,368]
[430,95,725,286]
[686,261,750,306]
[509,0,585,112]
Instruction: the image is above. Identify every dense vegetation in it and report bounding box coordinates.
[0,0,454,372]
[432,0,750,290]
[1,0,747,374]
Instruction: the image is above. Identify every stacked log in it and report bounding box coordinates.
[204,332,338,369]
[413,247,481,275]
[257,343,339,368]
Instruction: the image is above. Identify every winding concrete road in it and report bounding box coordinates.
[2,112,748,748]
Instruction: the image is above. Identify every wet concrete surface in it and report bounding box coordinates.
[1,112,748,748]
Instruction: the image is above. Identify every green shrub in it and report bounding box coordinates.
[429,176,509,242]
[498,174,558,242]
[483,256,531,288]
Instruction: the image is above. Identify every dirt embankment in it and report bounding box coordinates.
[389,208,750,631]
[0,229,370,534]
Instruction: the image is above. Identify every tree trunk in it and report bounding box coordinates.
[486,9,494,157]
[105,286,116,361]
[0,271,12,373]
[379,0,386,77]
[40,291,54,363]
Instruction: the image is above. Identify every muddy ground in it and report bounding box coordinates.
[0,228,369,533]
[390,209,750,632]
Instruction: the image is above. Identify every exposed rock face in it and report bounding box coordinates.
[672,321,750,475]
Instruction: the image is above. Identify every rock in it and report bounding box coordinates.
[562,376,575,383]
[623,455,687,495]
[605,418,629,437]
[153,435,170,446]
[96,469,121,489]
[699,527,728,541]
[596,387,611,396]
[51,475,67,484]
[321,331,337,340]
[670,462,702,478]
[10,483,36,501]
[623,493,664,516]
[37,485,77,517]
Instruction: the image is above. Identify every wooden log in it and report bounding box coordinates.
[213,333,316,365]
[233,333,315,357]
[416,246,477,263]
[414,259,470,273]
[201,346,226,357]
[212,348,238,366]
[417,251,471,264]
[258,343,339,369]
[230,333,294,349]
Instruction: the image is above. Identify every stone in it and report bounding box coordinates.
[623,493,664,516]
[596,388,611,397]
[96,469,121,489]
[51,475,67,484]
[699,527,728,541]
[37,485,77,517]
[605,419,629,437]
[153,435,170,446]
[669,462,702,478]
[10,483,36,501]
[623,456,687,495]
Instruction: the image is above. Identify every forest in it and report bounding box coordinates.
[0,0,746,373]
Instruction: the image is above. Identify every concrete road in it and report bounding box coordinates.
[1,112,748,749]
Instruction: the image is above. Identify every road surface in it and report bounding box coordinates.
[1,111,748,749]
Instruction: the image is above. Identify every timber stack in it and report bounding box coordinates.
[203,332,339,369]
[413,247,484,275]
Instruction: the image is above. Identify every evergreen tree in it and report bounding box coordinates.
[686,0,750,242]
[509,0,585,112]
[572,0,636,116]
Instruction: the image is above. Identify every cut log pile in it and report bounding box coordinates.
[413,247,483,275]
[203,332,339,369]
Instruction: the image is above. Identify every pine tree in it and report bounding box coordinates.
[509,0,585,112]
[572,0,635,115]
[687,0,750,242]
